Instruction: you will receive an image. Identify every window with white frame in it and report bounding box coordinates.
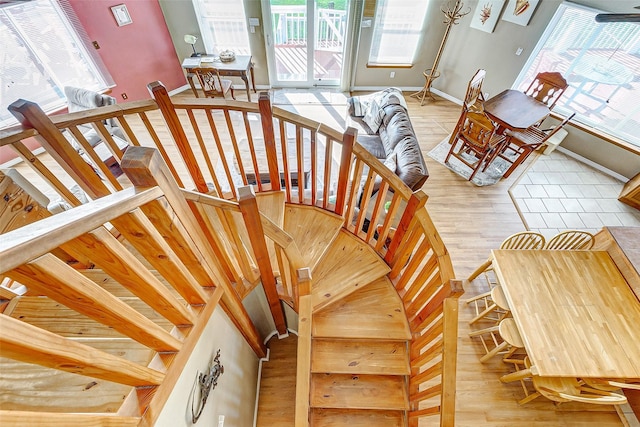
[192,0,251,55]
[0,0,113,129]
[514,2,640,148]
[368,0,429,66]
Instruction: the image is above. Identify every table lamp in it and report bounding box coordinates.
[184,34,200,57]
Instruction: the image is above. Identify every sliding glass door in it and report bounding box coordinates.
[262,0,348,87]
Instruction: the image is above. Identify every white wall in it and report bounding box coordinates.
[155,308,259,427]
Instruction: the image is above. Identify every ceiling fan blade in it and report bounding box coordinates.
[595,13,640,23]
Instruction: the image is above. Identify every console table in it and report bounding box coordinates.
[183,55,256,101]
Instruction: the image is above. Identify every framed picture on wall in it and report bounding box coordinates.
[501,0,540,26]
[111,4,132,27]
[469,0,506,33]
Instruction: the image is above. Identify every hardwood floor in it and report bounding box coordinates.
[3,88,625,425]
[402,94,623,426]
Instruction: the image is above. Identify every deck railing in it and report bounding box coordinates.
[271,5,346,50]
[1,83,461,426]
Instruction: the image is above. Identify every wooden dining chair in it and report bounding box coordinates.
[582,378,640,392]
[193,68,236,100]
[497,112,575,179]
[445,112,506,181]
[448,69,486,145]
[500,358,628,406]
[545,230,594,250]
[524,71,569,109]
[466,284,510,325]
[469,318,524,363]
[468,231,546,288]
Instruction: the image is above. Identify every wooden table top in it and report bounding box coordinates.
[492,249,640,379]
[484,89,550,130]
[182,54,252,72]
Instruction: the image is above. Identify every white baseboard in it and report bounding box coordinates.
[169,84,191,96]
[431,88,463,105]
[556,146,628,182]
[350,86,423,92]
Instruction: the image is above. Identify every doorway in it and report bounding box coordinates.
[262,0,348,87]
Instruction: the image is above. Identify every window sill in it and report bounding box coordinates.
[366,63,413,69]
[550,111,640,156]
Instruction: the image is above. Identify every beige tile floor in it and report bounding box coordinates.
[510,149,640,240]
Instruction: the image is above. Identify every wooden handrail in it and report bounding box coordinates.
[180,188,242,212]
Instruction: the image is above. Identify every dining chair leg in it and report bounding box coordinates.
[480,341,508,363]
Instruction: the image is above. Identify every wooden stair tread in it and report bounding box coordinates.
[0,338,152,413]
[312,339,409,375]
[310,408,405,427]
[311,373,408,410]
[311,230,390,311]
[7,296,174,338]
[283,203,343,269]
[313,277,411,340]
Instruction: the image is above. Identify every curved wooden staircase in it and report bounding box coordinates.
[0,83,462,426]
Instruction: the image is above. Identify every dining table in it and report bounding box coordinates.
[491,249,640,380]
[484,89,551,133]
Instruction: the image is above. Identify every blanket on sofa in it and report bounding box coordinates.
[353,88,408,134]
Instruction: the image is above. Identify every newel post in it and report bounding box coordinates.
[384,190,429,265]
[237,185,287,335]
[334,127,356,216]
[147,81,208,193]
[8,99,111,201]
[258,92,282,191]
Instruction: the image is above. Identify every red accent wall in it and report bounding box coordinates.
[0,1,186,164]
[68,0,186,102]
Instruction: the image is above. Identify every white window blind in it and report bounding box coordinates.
[368,0,429,66]
[514,2,640,148]
[0,0,113,129]
[192,0,251,55]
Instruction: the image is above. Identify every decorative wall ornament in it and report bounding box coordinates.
[110,4,132,27]
[191,349,224,423]
[470,0,506,33]
[501,0,539,26]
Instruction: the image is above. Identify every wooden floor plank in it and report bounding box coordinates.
[311,230,390,311]
[0,338,151,413]
[312,339,409,376]
[310,373,408,410]
[8,296,174,338]
[256,334,297,427]
[313,277,411,340]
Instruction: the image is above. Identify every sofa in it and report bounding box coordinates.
[63,86,128,175]
[347,88,429,191]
